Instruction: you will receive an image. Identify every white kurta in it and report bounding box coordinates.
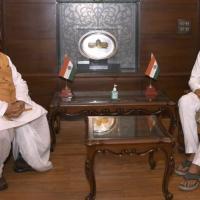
[178,51,200,166]
[0,57,47,130]
[0,56,53,177]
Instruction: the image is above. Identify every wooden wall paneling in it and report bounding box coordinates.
[141,37,198,73]
[1,0,200,106]
[24,75,58,108]
[154,75,189,102]
[140,0,200,73]
[3,1,56,74]
[0,0,4,50]
[71,0,200,101]
[69,76,144,92]
[139,0,200,100]
[6,0,55,3]
[3,0,57,108]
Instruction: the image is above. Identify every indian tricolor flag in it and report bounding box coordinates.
[145,53,160,80]
[59,55,75,81]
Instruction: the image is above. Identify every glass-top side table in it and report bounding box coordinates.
[88,115,169,140]
[85,115,175,200]
[49,90,177,151]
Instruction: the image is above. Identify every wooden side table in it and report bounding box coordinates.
[48,90,177,151]
[85,115,175,200]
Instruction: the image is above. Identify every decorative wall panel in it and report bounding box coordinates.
[57,1,140,73]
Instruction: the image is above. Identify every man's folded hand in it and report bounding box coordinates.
[194,89,200,98]
[4,101,25,119]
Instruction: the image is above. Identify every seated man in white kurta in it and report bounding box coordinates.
[0,52,53,190]
[176,51,200,191]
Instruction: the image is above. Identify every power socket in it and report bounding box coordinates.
[177,19,191,34]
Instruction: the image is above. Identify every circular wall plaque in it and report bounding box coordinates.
[78,30,118,60]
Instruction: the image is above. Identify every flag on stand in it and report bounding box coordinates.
[59,55,75,81]
[145,53,160,80]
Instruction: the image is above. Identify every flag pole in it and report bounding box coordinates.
[60,80,72,99]
[64,80,68,90]
[149,78,152,88]
[59,54,74,100]
[145,77,158,98]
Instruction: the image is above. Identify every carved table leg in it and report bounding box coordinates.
[48,109,60,152]
[161,146,175,200]
[148,150,156,170]
[85,147,97,200]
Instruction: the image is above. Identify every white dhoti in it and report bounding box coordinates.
[0,54,53,178]
[0,115,53,178]
[178,92,200,166]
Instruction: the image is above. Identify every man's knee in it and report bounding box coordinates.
[178,93,197,109]
[0,130,14,144]
[178,94,190,108]
[0,131,9,142]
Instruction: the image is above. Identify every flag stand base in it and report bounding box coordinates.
[145,84,158,98]
[60,83,73,99]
